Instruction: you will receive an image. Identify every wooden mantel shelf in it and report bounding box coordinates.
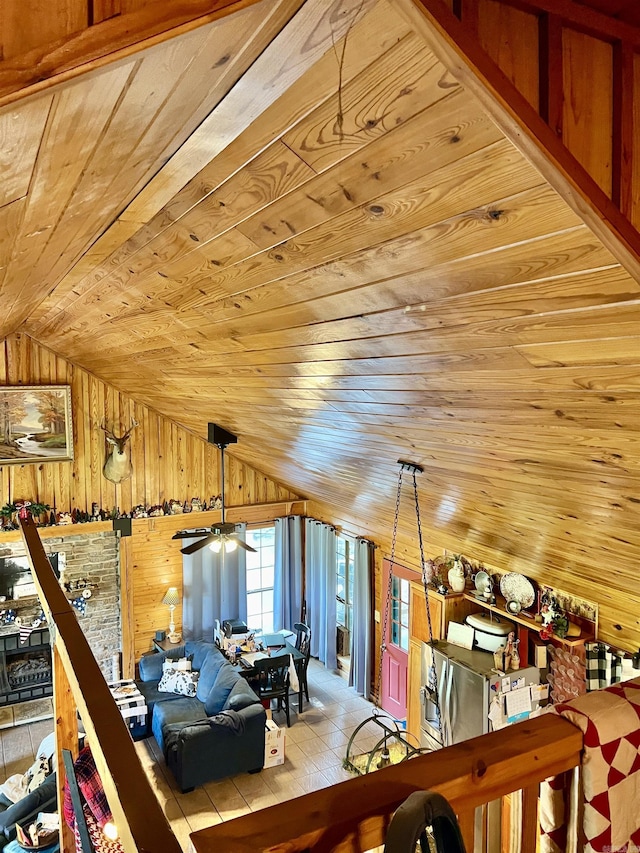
[462,591,595,648]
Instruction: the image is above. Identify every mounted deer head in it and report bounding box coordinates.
[102,420,138,483]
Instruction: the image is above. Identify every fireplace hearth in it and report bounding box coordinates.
[0,629,52,705]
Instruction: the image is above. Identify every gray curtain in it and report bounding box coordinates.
[305,518,337,671]
[273,516,304,632]
[182,523,247,642]
[349,538,373,698]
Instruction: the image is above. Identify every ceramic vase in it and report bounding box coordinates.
[448,560,466,593]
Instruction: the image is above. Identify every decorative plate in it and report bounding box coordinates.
[506,599,522,615]
[474,570,491,594]
[500,573,535,609]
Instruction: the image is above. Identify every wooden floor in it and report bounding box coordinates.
[3,661,383,852]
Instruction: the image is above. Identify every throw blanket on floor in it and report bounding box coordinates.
[540,678,640,853]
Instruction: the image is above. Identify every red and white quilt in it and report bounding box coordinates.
[540,678,640,853]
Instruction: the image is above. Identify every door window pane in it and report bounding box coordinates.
[390,574,410,652]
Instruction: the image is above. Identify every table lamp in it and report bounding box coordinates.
[162,587,181,643]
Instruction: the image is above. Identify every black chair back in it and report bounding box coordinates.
[292,623,311,710]
[253,654,290,698]
[293,622,311,658]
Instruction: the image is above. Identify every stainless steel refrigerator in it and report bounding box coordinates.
[419,640,541,749]
[419,641,541,853]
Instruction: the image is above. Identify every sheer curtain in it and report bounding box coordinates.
[349,538,374,698]
[305,518,337,671]
[182,523,248,642]
[273,516,304,632]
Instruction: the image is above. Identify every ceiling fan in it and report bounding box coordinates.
[172,423,257,555]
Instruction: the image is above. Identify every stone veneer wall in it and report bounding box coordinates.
[0,530,120,679]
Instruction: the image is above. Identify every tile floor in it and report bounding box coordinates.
[135,658,382,850]
[1,660,382,852]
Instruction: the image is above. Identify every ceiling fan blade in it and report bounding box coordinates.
[236,538,257,553]
[172,528,210,540]
[180,534,217,555]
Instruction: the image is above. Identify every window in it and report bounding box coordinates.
[390,576,410,652]
[245,526,275,634]
[336,536,355,631]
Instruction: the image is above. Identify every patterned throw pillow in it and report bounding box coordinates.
[158,668,199,697]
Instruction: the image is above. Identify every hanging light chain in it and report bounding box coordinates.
[375,463,404,709]
[412,466,443,742]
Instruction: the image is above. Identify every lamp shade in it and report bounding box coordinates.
[162,587,180,607]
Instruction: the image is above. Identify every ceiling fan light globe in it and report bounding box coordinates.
[224,538,238,553]
[209,539,222,553]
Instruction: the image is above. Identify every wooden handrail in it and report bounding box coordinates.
[190,713,583,853]
[19,516,181,853]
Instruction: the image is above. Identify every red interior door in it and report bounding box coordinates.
[380,559,411,720]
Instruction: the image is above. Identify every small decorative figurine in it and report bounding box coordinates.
[448,555,466,593]
[168,499,184,515]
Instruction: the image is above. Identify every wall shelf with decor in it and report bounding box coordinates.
[461,591,597,664]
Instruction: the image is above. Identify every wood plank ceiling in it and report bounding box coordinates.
[1,0,640,645]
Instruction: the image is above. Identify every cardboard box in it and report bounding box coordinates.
[264,719,285,768]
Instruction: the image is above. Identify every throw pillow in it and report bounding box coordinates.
[158,669,199,697]
[26,755,51,793]
[162,657,192,673]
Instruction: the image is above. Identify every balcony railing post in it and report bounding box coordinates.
[53,646,79,853]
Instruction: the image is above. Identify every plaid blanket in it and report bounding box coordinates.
[585,643,623,692]
[540,678,640,853]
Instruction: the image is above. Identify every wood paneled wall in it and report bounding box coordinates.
[0,332,301,667]
[435,0,640,231]
[0,332,298,515]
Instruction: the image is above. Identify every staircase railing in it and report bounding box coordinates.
[20,516,181,853]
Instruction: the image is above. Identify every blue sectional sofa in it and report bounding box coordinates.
[136,641,266,792]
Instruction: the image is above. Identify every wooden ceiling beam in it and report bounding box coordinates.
[396,0,640,282]
[0,0,269,108]
[505,0,640,45]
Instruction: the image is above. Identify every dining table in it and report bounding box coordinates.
[229,635,305,713]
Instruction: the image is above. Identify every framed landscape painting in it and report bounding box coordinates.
[0,386,73,464]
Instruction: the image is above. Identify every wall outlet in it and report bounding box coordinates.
[374,610,381,623]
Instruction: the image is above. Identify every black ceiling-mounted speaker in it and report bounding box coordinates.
[207,423,237,448]
[173,423,256,554]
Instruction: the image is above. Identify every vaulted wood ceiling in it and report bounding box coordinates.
[2,0,640,645]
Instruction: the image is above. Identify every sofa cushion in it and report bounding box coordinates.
[152,697,208,755]
[224,677,260,712]
[136,679,185,717]
[204,664,238,716]
[186,641,220,672]
[196,648,226,702]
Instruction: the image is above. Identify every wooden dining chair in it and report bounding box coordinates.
[253,654,291,727]
[293,622,311,710]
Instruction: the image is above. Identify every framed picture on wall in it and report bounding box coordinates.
[0,385,73,464]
